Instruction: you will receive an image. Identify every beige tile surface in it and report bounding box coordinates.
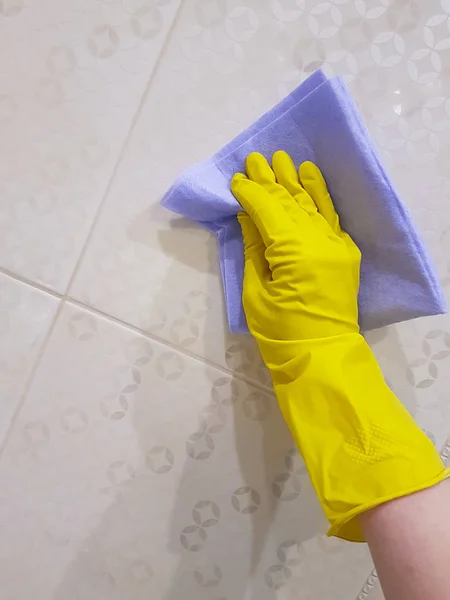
[0,303,372,599]
[367,586,385,600]
[0,0,181,291]
[0,272,59,446]
[0,0,450,599]
[69,0,450,384]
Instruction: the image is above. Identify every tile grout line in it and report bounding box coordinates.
[0,0,197,453]
[0,299,66,460]
[66,296,274,394]
[0,266,63,299]
[0,292,272,454]
[0,264,273,396]
[0,286,272,458]
[63,0,186,298]
[0,0,275,454]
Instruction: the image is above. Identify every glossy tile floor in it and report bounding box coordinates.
[1,1,450,598]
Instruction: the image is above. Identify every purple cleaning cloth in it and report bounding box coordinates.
[161,71,446,333]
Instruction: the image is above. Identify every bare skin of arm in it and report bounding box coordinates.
[360,479,450,600]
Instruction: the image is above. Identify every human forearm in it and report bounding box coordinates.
[360,479,450,600]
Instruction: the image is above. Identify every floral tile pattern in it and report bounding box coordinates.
[0,272,59,445]
[0,303,372,599]
[0,0,181,290]
[1,0,450,598]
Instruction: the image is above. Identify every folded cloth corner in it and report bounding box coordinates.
[161,70,446,333]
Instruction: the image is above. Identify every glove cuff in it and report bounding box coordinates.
[265,333,448,542]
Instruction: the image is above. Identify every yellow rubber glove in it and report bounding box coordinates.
[231,151,450,542]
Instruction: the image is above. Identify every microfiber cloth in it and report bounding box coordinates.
[161,70,446,333]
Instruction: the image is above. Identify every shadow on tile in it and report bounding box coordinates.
[154,218,329,598]
[364,326,418,419]
[131,207,217,275]
[52,217,418,600]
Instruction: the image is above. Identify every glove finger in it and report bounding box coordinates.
[272,151,318,216]
[240,157,334,242]
[237,211,270,282]
[270,153,334,236]
[232,173,295,246]
[245,152,311,227]
[231,173,312,273]
[245,152,276,184]
[298,161,341,234]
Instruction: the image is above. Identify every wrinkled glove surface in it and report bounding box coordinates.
[232,151,450,542]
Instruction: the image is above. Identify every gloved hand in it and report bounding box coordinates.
[231,151,450,542]
[231,150,361,359]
